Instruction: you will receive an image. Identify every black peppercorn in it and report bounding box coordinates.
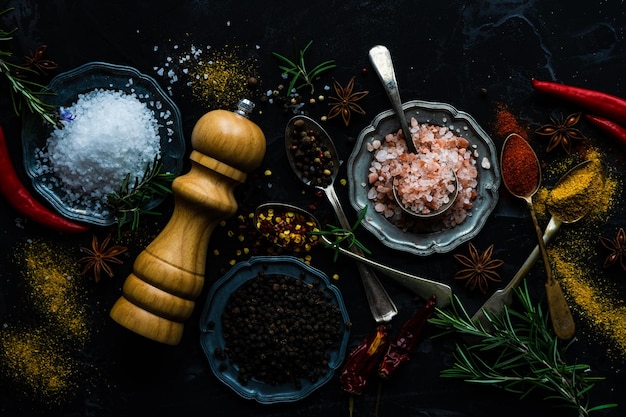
[220,272,344,388]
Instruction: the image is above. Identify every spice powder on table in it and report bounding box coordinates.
[535,147,626,360]
[0,239,92,404]
[493,103,530,139]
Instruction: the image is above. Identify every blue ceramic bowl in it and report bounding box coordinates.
[199,256,351,404]
[21,61,185,226]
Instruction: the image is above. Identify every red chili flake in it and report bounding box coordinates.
[255,207,320,252]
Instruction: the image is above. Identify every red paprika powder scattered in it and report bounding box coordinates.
[501,133,540,197]
[494,103,529,139]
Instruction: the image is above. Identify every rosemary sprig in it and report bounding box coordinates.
[429,282,617,416]
[272,40,336,95]
[310,206,371,261]
[107,156,176,235]
[0,8,59,126]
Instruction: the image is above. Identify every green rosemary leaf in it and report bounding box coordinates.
[310,60,337,77]
[277,65,299,75]
[272,40,335,95]
[273,54,296,67]
[430,281,616,415]
[107,157,174,233]
[148,181,173,194]
[588,403,619,412]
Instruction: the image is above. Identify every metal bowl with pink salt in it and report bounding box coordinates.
[347,100,501,256]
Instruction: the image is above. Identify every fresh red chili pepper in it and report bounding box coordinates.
[339,324,388,395]
[584,114,626,152]
[378,294,437,379]
[531,78,626,127]
[0,124,89,233]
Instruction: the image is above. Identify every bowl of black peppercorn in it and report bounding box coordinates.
[199,255,351,403]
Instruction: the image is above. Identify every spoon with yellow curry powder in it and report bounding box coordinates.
[497,133,576,340]
[472,159,601,330]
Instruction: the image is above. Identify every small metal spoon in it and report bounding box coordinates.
[498,133,575,340]
[369,45,458,219]
[369,45,417,154]
[285,115,398,323]
[472,160,596,328]
[254,202,452,307]
[392,170,459,218]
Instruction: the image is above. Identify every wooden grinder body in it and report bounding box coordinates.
[110,106,266,345]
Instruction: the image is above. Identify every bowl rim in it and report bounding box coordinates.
[198,255,351,404]
[347,99,501,255]
[20,61,186,226]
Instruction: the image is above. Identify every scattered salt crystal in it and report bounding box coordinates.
[481,157,491,169]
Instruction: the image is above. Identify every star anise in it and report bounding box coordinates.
[327,76,368,126]
[454,243,504,294]
[535,112,586,154]
[79,234,128,283]
[599,227,626,271]
[23,44,58,76]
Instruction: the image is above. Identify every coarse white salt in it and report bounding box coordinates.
[37,89,162,210]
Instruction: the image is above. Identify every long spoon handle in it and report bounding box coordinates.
[472,216,562,326]
[324,237,453,308]
[369,45,417,154]
[323,186,398,323]
[528,202,576,340]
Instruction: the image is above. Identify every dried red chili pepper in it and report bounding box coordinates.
[531,78,626,127]
[339,324,388,395]
[0,125,89,233]
[378,295,437,379]
[585,114,626,152]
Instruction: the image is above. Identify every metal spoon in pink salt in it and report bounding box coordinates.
[369,45,458,219]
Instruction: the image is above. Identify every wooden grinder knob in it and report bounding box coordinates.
[110,99,266,345]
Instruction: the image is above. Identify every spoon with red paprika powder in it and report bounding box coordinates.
[500,133,575,340]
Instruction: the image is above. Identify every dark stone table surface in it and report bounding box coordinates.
[0,1,624,416]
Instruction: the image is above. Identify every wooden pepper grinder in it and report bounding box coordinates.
[110,99,266,345]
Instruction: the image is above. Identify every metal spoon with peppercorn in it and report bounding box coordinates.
[369,45,458,219]
[285,116,398,323]
[254,202,453,307]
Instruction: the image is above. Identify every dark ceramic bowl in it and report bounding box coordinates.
[199,255,351,404]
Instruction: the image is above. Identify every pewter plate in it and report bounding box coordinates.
[347,100,500,256]
[21,62,185,226]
